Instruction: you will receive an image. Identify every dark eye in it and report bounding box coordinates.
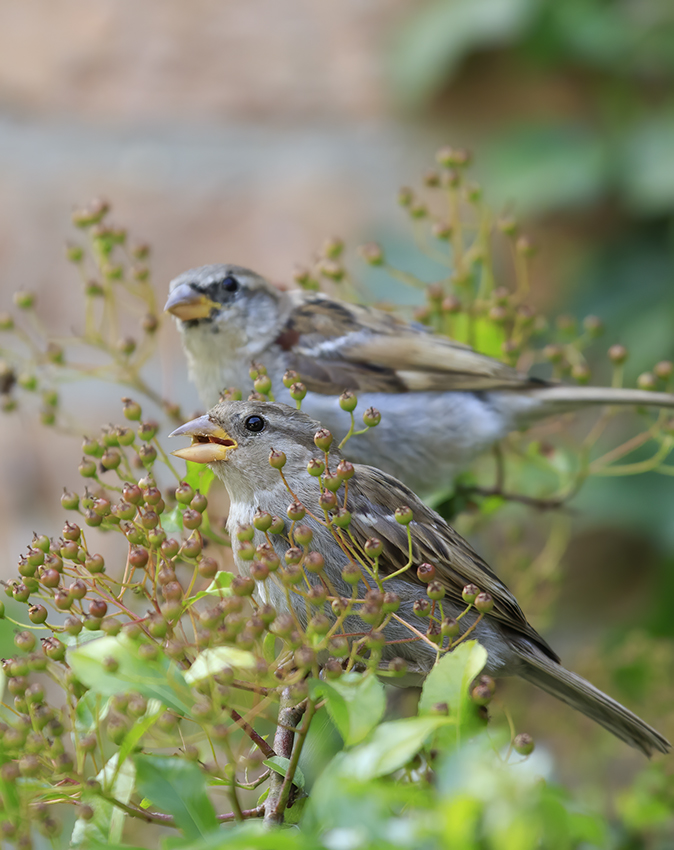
[244,415,265,433]
[222,276,239,293]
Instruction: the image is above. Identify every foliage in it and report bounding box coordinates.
[0,153,671,848]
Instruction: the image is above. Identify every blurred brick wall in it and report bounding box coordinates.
[0,0,428,567]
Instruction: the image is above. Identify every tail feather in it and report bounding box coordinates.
[524,386,674,419]
[517,647,670,757]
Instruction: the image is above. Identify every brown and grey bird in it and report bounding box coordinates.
[170,399,671,757]
[165,264,674,495]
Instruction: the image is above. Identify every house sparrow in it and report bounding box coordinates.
[170,400,670,756]
[165,265,674,495]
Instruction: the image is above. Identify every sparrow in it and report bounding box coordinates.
[165,264,674,496]
[170,400,670,757]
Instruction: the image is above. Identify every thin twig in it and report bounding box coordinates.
[230,709,275,759]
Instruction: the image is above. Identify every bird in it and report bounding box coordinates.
[170,399,670,757]
[165,264,674,496]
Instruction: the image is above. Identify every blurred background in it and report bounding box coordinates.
[1,0,673,806]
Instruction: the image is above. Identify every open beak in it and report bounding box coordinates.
[169,415,238,463]
[164,283,221,321]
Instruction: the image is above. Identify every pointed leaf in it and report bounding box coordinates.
[309,672,386,745]
[134,755,218,840]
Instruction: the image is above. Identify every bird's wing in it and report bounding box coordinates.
[275,294,544,394]
[346,465,559,661]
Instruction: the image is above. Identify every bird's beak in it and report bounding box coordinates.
[169,415,238,463]
[164,283,221,321]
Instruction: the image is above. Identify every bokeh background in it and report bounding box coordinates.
[1,0,673,811]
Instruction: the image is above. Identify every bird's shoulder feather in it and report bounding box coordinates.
[275,292,547,394]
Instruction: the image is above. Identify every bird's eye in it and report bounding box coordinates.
[244,415,266,433]
[222,276,239,293]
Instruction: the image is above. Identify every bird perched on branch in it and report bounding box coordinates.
[170,399,670,756]
[165,264,674,495]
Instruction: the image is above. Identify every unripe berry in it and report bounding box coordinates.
[15,631,36,653]
[413,599,431,617]
[283,369,300,389]
[28,605,48,624]
[655,360,673,380]
[54,591,73,611]
[286,501,306,521]
[336,460,354,481]
[307,458,325,477]
[323,471,341,493]
[395,506,413,525]
[332,508,351,528]
[513,732,534,756]
[305,552,324,573]
[137,421,158,441]
[183,509,202,530]
[339,391,357,412]
[417,562,435,583]
[60,490,79,510]
[84,509,102,527]
[637,372,656,391]
[583,315,603,337]
[231,576,255,597]
[382,592,400,613]
[363,407,381,428]
[319,491,338,510]
[63,522,81,542]
[364,537,383,558]
[13,291,35,310]
[329,635,350,657]
[100,449,121,470]
[236,524,254,542]
[120,398,142,422]
[441,617,459,637]
[475,592,494,613]
[284,547,303,566]
[294,525,313,546]
[269,515,285,534]
[198,557,218,579]
[269,449,287,470]
[342,563,362,585]
[254,375,272,395]
[236,539,254,561]
[608,344,628,364]
[462,584,480,604]
[129,546,149,568]
[314,428,333,451]
[427,580,445,600]
[161,538,180,558]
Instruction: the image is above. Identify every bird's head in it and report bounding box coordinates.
[170,400,335,498]
[164,263,286,342]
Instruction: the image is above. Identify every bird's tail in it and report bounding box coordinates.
[516,645,670,757]
[521,385,674,420]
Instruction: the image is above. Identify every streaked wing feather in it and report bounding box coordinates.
[279,295,546,394]
[347,466,559,662]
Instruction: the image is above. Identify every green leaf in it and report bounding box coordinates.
[309,672,386,746]
[75,690,110,733]
[71,753,137,847]
[481,123,607,215]
[134,755,218,840]
[186,571,233,606]
[184,646,257,686]
[336,715,454,781]
[262,756,305,789]
[390,0,538,105]
[162,505,183,534]
[418,640,488,744]
[184,460,215,495]
[68,634,193,715]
